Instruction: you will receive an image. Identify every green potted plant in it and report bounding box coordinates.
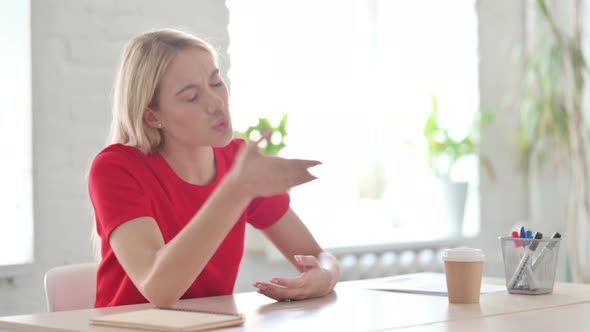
[419,95,494,236]
[423,95,494,178]
[234,114,288,155]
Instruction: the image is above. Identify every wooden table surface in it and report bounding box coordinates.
[0,273,589,331]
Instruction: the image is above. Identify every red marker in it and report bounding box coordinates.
[512,231,521,247]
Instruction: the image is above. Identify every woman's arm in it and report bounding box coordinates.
[108,143,319,307]
[109,175,251,307]
[254,208,341,301]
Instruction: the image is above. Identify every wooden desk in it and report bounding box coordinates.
[0,274,589,331]
[398,302,590,331]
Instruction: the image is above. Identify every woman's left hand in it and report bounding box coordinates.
[254,255,336,301]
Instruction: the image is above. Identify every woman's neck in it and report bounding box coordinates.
[158,143,216,185]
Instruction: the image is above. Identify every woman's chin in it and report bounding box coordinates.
[211,132,234,147]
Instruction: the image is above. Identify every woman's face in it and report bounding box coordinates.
[151,47,232,148]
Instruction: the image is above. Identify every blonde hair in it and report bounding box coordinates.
[91,29,218,261]
[110,28,218,154]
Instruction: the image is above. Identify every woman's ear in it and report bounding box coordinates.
[144,108,163,129]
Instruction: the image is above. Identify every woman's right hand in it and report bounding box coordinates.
[228,141,321,198]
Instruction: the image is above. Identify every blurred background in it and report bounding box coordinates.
[1,0,588,315]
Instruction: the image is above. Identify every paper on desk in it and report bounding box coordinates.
[359,272,506,296]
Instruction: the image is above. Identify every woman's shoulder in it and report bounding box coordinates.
[90,144,148,172]
[95,143,145,160]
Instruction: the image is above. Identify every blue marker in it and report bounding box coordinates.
[526,230,533,239]
[520,226,526,239]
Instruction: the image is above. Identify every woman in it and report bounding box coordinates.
[88,28,340,308]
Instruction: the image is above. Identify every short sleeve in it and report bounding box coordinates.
[246,193,290,230]
[89,149,154,240]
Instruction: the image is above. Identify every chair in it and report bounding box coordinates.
[44,262,99,312]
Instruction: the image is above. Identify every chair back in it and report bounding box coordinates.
[44,262,99,312]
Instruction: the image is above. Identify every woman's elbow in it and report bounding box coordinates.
[141,277,182,308]
[147,294,179,308]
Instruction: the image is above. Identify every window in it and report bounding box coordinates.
[0,0,33,266]
[228,0,479,248]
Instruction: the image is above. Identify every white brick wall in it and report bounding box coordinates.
[0,0,230,316]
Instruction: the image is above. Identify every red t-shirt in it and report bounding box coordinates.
[88,139,289,308]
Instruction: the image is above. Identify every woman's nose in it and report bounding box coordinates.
[204,90,225,114]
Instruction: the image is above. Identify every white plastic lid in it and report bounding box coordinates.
[442,248,485,262]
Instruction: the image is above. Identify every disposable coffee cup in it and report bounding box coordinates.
[443,248,485,304]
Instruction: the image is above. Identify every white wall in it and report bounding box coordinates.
[475,0,529,277]
[0,0,532,316]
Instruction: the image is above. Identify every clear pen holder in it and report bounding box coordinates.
[499,236,561,295]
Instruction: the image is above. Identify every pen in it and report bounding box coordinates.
[508,232,543,290]
[531,232,562,271]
